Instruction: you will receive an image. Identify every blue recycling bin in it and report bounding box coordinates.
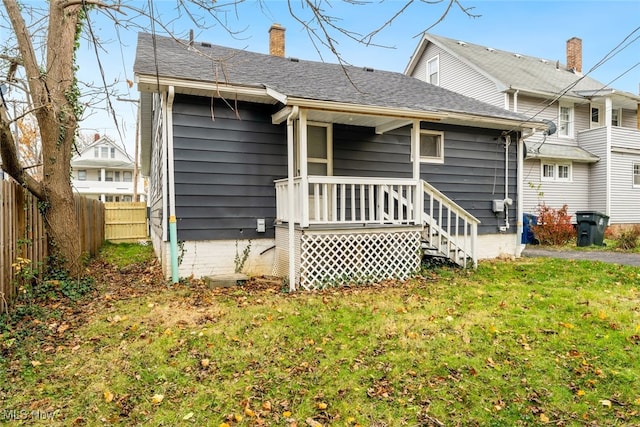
[522,213,538,244]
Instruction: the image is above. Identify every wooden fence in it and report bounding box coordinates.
[0,180,105,312]
[104,202,148,242]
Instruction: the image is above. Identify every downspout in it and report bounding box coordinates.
[503,89,519,232]
[504,134,511,231]
[167,86,178,284]
[286,106,299,292]
[518,128,536,255]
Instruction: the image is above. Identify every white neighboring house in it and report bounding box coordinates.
[406,34,640,225]
[71,135,146,202]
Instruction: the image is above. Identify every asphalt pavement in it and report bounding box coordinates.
[522,247,640,267]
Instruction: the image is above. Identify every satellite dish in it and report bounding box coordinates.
[543,119,556,136]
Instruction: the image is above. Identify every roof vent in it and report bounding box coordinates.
[289,57,299,62]
[486,47,495,52]
[363,67,374,72]
[540,59,548,64]
[201,42,212,48]
[457,41,467,46]
[514,53,522,58]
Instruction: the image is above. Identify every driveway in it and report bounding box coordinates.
[522,247,640,267]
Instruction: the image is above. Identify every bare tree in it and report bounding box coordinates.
[0,0,475,277]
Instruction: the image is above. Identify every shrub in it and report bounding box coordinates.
[532,203,575,246]
[611,225,640,250]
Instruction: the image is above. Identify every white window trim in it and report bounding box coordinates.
[417,130,445,164]
[633,163,640,188]
[558,102,574,139]
[426,55,440,86]
[541,162,572,182]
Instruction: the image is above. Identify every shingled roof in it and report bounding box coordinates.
[134,32,536,125]
[406,33,632,99]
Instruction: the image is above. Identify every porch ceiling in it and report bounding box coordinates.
[306,110,413,132]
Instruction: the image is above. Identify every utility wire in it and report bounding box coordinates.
[504,26,640,134]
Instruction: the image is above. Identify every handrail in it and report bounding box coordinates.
[421,180,480,225]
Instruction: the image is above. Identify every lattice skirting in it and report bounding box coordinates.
[273,227,302,284]
[274,226,421,290]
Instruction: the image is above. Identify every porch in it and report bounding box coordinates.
[273,175,479,290]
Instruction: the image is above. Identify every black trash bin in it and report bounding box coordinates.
[576,211,609,246]
[522,213,538,244]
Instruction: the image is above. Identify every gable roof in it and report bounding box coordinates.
[406,33,640,107]
[134,32,540,128]
[71,136,135,169]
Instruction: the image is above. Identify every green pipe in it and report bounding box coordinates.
[169,215,179,284]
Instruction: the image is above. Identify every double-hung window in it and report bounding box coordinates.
[633,163,640,187]
[558,103,574,138]
[427,56,439,86]
[542,162,571,182]
[418,130,444,164]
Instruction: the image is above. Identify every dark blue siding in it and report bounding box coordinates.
[333,123,518,234]
[172,95,286,241]
[172,95,517,239]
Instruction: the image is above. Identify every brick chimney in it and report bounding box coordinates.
[94,133,100,142]
[566,37,582,73]
[269,23,285,57]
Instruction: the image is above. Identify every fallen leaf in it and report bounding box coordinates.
[183,412,194,420]
[151,394,164,405]
[262,401,272,411]
[30,360,41,367]
[201,358,210,367]
[576,389,586,396]
[283,411,292,417]
[104,391,114,403]
[600,399,612,408]
[540,413,549,423]
[317,402,328,410]
[233,414,243,422]
[244,407,255,417]
[306,418,322,427]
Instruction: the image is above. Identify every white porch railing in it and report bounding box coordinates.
[274,176,480,268]
[275,176,422,227]
[421,180,479,268]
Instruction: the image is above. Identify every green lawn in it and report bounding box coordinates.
[1,246,639,426]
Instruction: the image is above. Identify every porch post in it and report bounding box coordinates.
[287,107,299,291]
[605,97,612,217]
[300,109,309,227]
[412,120,423,224]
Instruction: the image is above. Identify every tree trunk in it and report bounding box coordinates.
[1,0,83,276]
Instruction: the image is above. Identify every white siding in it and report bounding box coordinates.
[517,96,584,147]
[412,43,503,107]
[610,151,640,223]
[522,159,590,219]
[578,127,608,213]
[610,126,640,150]
[574,103,591,134]
[621,108,638,129]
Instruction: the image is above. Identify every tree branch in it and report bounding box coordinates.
[0,104,44,199]
[2,0,46,107]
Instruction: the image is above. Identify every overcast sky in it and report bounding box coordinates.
[69,0,640,153]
